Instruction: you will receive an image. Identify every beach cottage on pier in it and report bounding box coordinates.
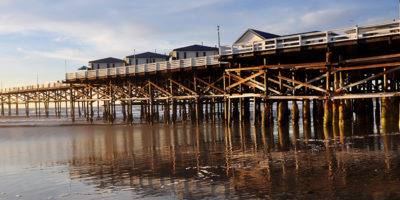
[88,57,125,70]
[234,29,280,45]
[125,52,169,65]
[169,45,218,60]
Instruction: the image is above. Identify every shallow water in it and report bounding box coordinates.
[0,116,399,199]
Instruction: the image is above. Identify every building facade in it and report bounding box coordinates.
[169,45,218,60]
[125,52,169,65]
[88,57,125,70]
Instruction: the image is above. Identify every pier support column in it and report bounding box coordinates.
[303,100,311,124]
[278,101,288,124]
[70,87,75,122]
[25,96,29,117]
[292,100,299,123]
[15,94,19,116]
[323,99,333,127]
[172,99,177,123]
[1,96,4,116]
[381,97,389,126]
[78,101,81,117]
[7,95,11,116]
[253,97,260,125]
[121,101,127,122]
[227,97,232,126]
[127,84,133,123]
[182,100,187,122]
[164,100,169,123]
[332,99,339,125]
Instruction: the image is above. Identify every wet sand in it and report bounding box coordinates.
[0,118,399,199]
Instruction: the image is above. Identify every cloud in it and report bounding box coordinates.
[300,9,348,26]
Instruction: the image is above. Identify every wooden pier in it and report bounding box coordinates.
[1,20,400,127]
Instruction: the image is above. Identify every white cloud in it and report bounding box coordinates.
[300,9,347,26]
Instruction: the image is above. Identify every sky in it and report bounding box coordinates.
[0,0,397,88]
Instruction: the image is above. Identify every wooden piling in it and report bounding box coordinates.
[332,99,339,124]
[381,97,389,125]
[303,100,311,124]
[278,101,288,124]
[323,99,332,127]
[292,100,299,123]
[70,87,75,122]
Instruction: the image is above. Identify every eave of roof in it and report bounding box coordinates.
[89,57,125,63]
[126,52,169,58]
[173,44,218,51]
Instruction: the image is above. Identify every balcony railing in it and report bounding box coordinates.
[220,21,400,55]
[65,55,220,81]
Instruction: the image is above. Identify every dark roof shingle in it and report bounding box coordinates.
[250,29,280,39]
[173,44,218,51]
[89,57,125,63]
[126,52,169,58]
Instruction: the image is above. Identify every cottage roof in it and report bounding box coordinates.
[173,44,218,51]
[89,57,125,63]
[78,66,90,70]
[234,29,280,44]
[126,52,168,58]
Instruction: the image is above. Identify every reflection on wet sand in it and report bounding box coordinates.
[0,120,400,199]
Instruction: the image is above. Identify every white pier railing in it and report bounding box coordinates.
[220,21,400,55]
[65,55,219,81]
[0,82,69,93]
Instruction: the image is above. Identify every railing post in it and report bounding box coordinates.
[355,26,359,39]
[326,31,329,43]
[298,35,302,46]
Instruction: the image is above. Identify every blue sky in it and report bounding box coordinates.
[0,0,397,87]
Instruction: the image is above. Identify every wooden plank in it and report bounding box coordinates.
[336,66,400,92]
[343,53,400,64]
[276,75,328,94]
[194,76,224,93]
[332,62,400,71]
[148,81,172,96]
[226,71,264,90]
[286,73,328,94]
[168,78,197,95]
[70,87,89,99]
[229,73,266,91]
[332,92,400,99]
[265,77,293,89]
[225,62,327,72]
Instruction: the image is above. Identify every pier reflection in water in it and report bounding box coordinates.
[0,120,400,199]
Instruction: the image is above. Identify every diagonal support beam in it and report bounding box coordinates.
[71,87,89,99]
[336,65,400,92]
[226,71,264,90]
[168,78,197,95]
[229,73,266,92]
[87,84,110,99]
[148,81,172,96]
[275,75,328,94]
[286,73,329,94]
[194,76,224,93]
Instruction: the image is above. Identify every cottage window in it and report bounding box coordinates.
[135,59,138,65]
[177,52,180,59]
[146,58,148,63]
[97,64,99,69]
[196,52,199,57]
[153,58,155,63]
[112,63,115,67]
[184,52,187,59]
[203,52,206,56]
